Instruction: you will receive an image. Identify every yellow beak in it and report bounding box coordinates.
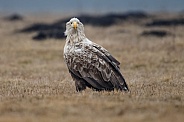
[73,21,77,29]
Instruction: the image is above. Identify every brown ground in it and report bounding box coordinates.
[0,13,184,122]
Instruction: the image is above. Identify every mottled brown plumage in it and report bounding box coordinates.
[64,18,129,92]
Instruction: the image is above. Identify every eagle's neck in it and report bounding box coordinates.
[66,30,86,45]
[64,30,86,54]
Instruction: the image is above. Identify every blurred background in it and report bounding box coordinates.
[0,0,184,14]
[0,0,184,41]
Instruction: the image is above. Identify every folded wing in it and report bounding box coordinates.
[66,41,129,92]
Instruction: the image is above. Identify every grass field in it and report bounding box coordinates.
[0,13,184,122]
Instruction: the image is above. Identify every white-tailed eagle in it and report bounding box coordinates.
[64,18,129,92]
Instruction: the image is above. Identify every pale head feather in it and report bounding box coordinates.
[65,18,85,37]
[64,18,87,54]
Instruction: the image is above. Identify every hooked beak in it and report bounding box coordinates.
[73,21,77,29]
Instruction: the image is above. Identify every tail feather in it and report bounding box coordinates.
[113,72,129,92]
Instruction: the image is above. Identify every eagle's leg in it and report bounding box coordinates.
[75,80,86,92]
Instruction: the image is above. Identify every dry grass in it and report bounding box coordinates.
[0,13,184,122]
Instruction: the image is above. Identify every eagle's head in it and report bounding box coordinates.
[65,18,85,37]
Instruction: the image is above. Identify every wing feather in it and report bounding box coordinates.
[92,43,120,67]
[91,43,129,91]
